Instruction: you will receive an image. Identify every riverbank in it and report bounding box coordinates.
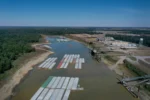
[102,56,136,77]
[0,36,53,100]
[67,34,136,77]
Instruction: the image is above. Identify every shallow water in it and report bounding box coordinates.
[11,38,137,100]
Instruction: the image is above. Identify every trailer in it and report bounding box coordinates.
[67,78,75,90]
[64,54,67,58]
[60,62,66,68]
[70,55,73,62]
[72,54,75,59]
[75,63,78,69]
[62,77,70,89]
[49,89,60,100]
[74,55,77,58]
[76,58,79,63]
[42,76,53,88]
[51,77,61,89]
[42,62,49,68]
[44,62,52,69]
[66,55,70,62]
[48,62,56,69]
[39,62,45,68]
[70,55,73,63]
[82,58,85,63]
[47,58,53,62]
[68,55,72,63]
[57,58,64,69]
[62,90,71,100]
[64,55,68,62]
[45,59,54,68]
[39,61,47,68]
[65,55,69,62]
[77,54,80,58]
[37,88,49,100]
[73,58,76,63]
[63,62,69,69]
[56,77,66,88]
[56,89,65,100]
[40,61,47,68]
[48,58,54,63]
[78,62,82,69]
[45,58,51,62]
[72,77,79,90]
[67,55,71,62]
[48,62,55,69]
[47,77,57,88]
[51,58,57,62]
[43,89,54,100]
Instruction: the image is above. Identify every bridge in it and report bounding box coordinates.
[121,75,150,83]
[118,75,150,98]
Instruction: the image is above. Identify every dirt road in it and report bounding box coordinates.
[111,56,126,70]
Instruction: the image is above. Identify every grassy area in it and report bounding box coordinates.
[104,55,118,63]
[128,56,137,61]
[118,64,137,77]
[124,60,147,76]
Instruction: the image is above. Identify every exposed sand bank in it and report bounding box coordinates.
[0,51,53,100]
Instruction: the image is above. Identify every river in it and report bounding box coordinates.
[11,37,136,100]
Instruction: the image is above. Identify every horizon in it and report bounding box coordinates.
[0,26,150,28]
[1,0,150,27]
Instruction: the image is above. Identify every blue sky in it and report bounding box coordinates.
[0,0,150,27]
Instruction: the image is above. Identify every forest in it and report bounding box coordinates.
[0,29,40,74]
[117,30,150,34]
[106,34,150,47]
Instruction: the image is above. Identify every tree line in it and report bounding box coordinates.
[0,29,40,74]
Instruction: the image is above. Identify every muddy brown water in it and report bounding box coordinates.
[11,38,137,100]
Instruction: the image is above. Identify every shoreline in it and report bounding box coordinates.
[67,35,134,77]
[0,36,53,100]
